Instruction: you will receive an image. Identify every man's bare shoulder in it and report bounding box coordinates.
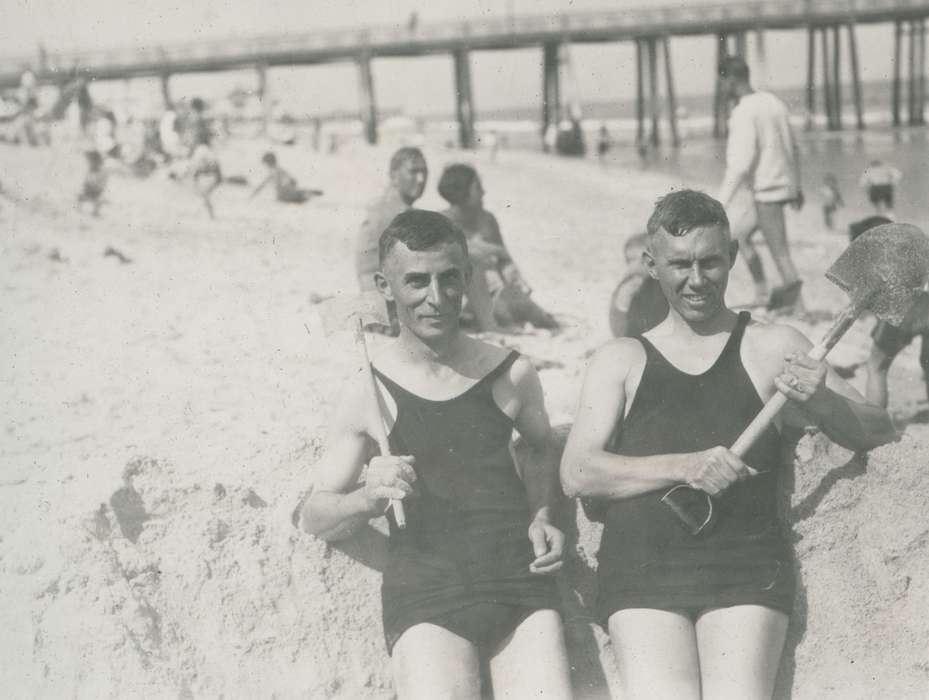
[587,337,647,380]
[463,335,516,374]
[743,316,813,361]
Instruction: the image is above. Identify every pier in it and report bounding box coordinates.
[2,0,928,146]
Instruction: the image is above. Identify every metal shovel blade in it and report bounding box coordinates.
[825,223,929,326]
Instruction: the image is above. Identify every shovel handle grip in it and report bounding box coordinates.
[354,319,407,529]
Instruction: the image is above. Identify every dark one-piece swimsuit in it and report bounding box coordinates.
[598,311,795,623]
[372,351,560,655]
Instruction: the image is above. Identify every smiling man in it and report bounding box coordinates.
[560,189,894,700]
[303,210,571,699]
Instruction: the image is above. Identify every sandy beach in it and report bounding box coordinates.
[2,135,929,698]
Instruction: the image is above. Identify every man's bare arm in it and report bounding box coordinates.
[509,357,559,519]
[776,329,896,450]
[508,357,564,573]
[300,376,414,541]
[250,175,271,199]
[560,343,749,499]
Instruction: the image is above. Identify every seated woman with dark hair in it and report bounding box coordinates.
[438,163,558,331]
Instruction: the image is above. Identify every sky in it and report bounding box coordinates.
[0,0,899,117]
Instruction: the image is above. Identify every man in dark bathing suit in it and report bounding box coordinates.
[301,210,571,698]
[561,190,894,699]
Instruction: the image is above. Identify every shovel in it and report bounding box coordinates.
[662,223,929,535]
[317,291,406,529]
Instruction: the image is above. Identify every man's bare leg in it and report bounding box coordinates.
[756,202,805,311]
[695,605,789,700]
[608,608,701,700]
[392,623,482,700]
[488,609,572,699]
[730,201,767,305]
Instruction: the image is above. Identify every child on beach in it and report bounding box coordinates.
[860,160,902,219]
[250,152,322,204]
[608,232,669,337]
[190,143,222,219]
[77,151,107,217]
[820,173,844,230]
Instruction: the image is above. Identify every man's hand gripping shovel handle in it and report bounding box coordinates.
[664,306,860,534]
[354,318,407,529]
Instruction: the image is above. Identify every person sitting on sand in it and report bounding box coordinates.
[859,160,902,219]
[717,56,807,313]
[561,189,894,700]
[77,150,107,217]
[250,152,322,204]
[438,163,558,331]
[355,147,428,292]
[609,231,669,338]
[300,210,572,699]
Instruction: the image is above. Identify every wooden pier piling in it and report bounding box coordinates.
[832,25,843,130]
[806,26,816,130]
[541,42,561,146]
[357,52,378,145]
[647,37,660,147]
[453,48,476,149]
[893,20,903,126]
[848,21,865,129]
[663,36,680,147]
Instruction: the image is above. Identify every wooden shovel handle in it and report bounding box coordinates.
[731,305,857,458]
[354,319,407,529]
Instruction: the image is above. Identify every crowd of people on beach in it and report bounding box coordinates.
[4,53,925,700]
[0,69,327,220]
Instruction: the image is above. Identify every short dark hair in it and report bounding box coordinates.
[646,189,730,238]
[379,210,468,266]
[389,146,425,175]
[437,163,477,206]
[718,55,750,82]
[261,151,277,166]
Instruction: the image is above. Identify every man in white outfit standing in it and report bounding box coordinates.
[717,56,806,312]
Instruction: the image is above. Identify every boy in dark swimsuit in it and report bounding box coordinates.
[561,189,893,699]
[78,151,107,217]
[300,210,571,698]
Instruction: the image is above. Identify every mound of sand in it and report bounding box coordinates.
[2,139,929,698]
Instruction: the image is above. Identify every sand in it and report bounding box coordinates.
[1,135,929,698]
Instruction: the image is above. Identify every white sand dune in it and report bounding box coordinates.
[1,137,928,698]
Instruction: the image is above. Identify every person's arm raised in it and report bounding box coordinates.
[250,175,270,199]
[560,342,752,499]
[300,375,416,541]
[775,328,896,451]
[508,357,563,574]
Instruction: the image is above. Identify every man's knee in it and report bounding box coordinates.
[392,625,481,700]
